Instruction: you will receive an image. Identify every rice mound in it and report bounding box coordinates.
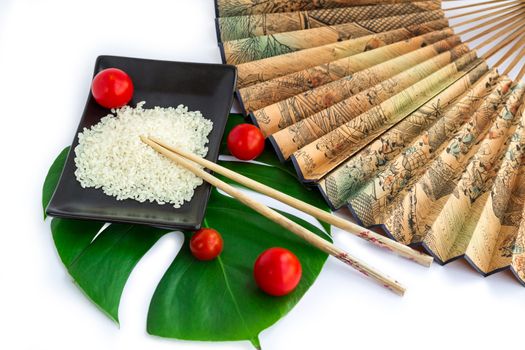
[74,102,213,208]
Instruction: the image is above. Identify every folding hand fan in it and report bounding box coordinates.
[214,0,525,286]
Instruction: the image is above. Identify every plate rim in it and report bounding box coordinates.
[46,55,238,231]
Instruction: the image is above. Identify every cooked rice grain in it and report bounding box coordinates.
[74,102,213,208]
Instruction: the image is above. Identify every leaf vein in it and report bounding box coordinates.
[217,256,253,337]
[68,224,134,270]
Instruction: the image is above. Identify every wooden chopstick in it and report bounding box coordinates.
[141,136,406,296]
[148,136,433,267]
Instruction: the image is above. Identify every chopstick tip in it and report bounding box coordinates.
[420,254,434,268]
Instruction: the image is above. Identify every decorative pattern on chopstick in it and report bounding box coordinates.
[141,136,407,295]
[215,0,425,17]
[269,45,474,160]
[216,1,441,41]
[252,35,464,138]
[240,23,451,112]
[319,69,501,209]
[222,10,444,64]
[291,57,486,182]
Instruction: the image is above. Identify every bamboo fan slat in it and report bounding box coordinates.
[446,0,524,20]
[214,0,525,286]
[453,3,525,32]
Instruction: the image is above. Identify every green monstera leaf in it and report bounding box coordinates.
[147,189,328,348]
[42,114,332,348]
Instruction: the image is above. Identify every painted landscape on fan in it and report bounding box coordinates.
[214,0,525,286]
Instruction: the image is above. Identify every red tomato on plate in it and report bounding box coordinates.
[91,68,134,109]
[190,228,224,261]
[253,247,302,296]
[227,124,265,160]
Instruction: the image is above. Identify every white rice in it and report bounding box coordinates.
[74,102,213,208]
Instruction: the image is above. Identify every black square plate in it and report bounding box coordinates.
[46,55,237,230]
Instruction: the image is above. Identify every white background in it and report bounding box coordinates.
[1,1,524,349]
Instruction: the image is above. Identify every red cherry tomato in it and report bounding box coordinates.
[227,124,265,160]
[190,228,224,261]
[91,68,134,109]
[253,247,302,296]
